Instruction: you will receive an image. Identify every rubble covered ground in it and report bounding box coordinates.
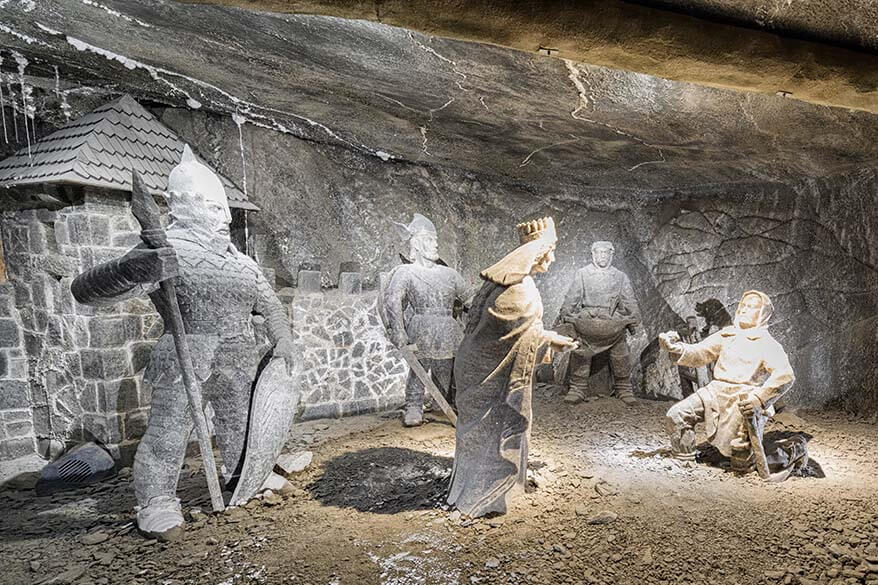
[1,388,877,585]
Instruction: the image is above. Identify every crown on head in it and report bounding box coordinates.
[516,216,556,244]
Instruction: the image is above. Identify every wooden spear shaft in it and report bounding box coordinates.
[130,172,225,513]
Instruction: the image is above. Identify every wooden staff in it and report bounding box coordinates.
[130,171,225,512]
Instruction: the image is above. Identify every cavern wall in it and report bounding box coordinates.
[163,108,877,413]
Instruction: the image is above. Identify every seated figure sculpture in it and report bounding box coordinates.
[381,214,470,426]
[71,147,299,540]
[555,241,641,405]
[447,217,576,517]
[659,290,807,478]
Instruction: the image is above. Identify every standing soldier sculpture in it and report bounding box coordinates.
[380,214,470,427]
[555,241,641,405]
[659,290,807,480]
[72,147,300,540]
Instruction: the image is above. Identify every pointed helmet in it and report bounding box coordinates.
[167,145,230,219]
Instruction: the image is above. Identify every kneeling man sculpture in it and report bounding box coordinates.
[659,290,807,480]
[72,148,300,539]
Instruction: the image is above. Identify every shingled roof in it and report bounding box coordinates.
[0,95,257,211]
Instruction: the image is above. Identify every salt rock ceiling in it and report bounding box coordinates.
[1,0,877,192]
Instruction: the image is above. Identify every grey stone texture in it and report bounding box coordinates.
[338,272,362,295]
[291,288,408,421]
[297,270,322,293]
[0,191,157,461]
[642,0,878,52]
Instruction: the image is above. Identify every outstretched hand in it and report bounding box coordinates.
[547,331,578,352]
[658,330,682,353]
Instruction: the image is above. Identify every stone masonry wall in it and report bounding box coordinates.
[289,284,407,421]
[0,190,161,463]
[0,189,411,465]
[0,281,35,460]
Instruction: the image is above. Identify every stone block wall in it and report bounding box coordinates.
[1,194,409,465]
[0,189,161,463]
[289,285,407,421]
[0,282,35,460]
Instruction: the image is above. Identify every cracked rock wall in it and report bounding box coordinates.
[632,171,878,410]
[164,108,877,413]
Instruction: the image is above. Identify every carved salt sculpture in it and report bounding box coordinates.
[447,217,577,517]
[555,241,641,405]
[660,290,807,480]
[71,147,300,540]
[380,214,470,426]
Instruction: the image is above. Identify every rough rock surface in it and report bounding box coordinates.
[0,392,875,585]
[185,0,878,112]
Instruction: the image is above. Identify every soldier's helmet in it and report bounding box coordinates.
[167,145,229,213]
[405,213,436,237]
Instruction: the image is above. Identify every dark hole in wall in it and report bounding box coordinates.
[230,207,248,256]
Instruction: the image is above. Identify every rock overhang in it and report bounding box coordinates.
[0,0,875,197]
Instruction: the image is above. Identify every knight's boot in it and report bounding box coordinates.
[565,350,590,404]
[615,380,636,406]
[136,496,184,541]
[665,417,697,461]
[402,371,425,426]
[403,402,424,427]
[563,386,586,404]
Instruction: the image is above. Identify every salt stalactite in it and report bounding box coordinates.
[0,57,6,144]
[231,110,248,197]
[24,82,35,148]
[53,65,60,99]
[13,51,31,157]
[9,83,19,143]
[60,90,72,122]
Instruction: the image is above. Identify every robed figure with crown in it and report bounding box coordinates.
[447,217,577,517]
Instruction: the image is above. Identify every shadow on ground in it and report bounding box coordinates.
[307,447,452,513]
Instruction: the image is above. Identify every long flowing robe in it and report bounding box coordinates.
[447,271,550,517]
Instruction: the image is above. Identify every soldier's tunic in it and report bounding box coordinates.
[133,229,288,505]
[384,263,469,407]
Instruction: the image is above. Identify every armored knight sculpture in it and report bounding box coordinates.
[555,241,641,405]
[448,217,576,517]
[659,290,807,480]
[381,214,470,427]
[71,147,300,540]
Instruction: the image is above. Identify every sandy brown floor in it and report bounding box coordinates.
[2,386,877,585]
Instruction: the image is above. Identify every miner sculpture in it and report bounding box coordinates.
[555,241,641,405]
[380,213,470,426]
[448,217,577,517]
[71,147,300,540]
[659,290,807,480]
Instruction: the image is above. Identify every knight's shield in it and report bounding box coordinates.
[229,357,299,506]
